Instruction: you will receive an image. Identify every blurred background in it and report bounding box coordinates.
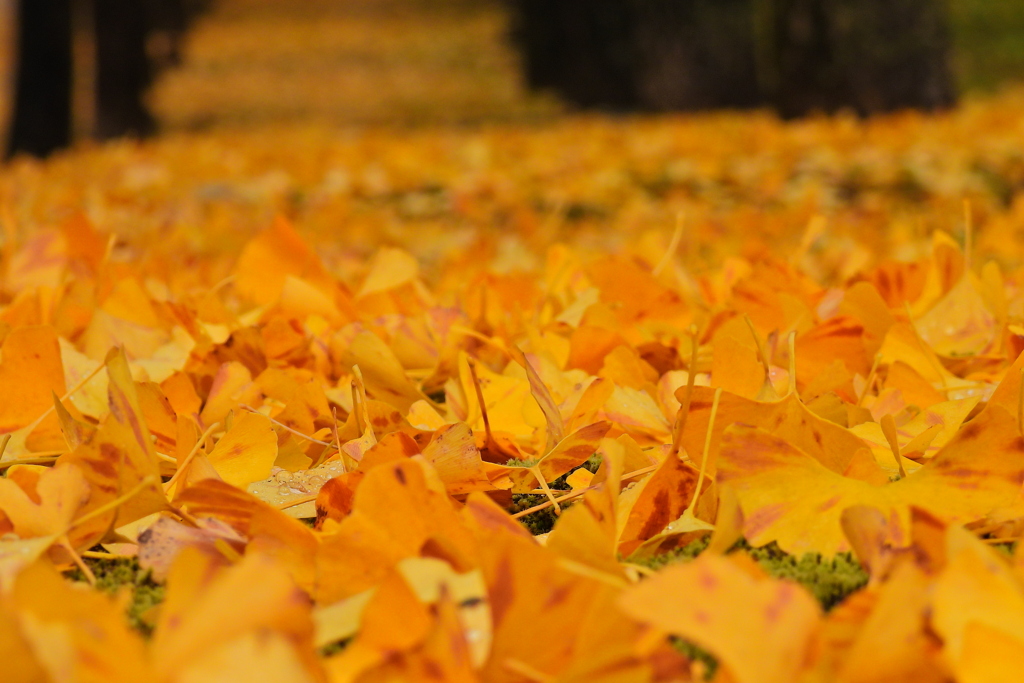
[0,0,1023,157]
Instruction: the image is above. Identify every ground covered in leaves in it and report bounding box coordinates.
[8,84,1024,681]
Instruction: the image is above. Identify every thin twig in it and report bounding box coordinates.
[60,535,95,585]
[163,422,220,492]
[241,405,332,446]
[275,493,319,510]
[70,476,160,530]
[0,454,63,470]
[511,464,657,519]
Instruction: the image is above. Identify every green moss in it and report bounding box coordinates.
[747,542,868,611]
[504,457,540,468]
[993,541,1017,556]
[672,638,718,681]
[504,452,600,473]
[631,537,868,678]
[318,638,351,657]
[629,538,867,612]
[629,536,711,571]
[510,469,572,535]
[582,453,603,473]
[509,493,564,534]
[506,462,585,535]
[66,554,165,637]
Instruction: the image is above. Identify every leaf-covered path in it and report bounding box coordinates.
[151,0,559,131]
[4,1,1024,681]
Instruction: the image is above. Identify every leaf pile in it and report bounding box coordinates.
[6,92,1024,681]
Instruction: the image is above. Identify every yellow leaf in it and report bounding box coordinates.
[207,412,278,489]
[620,553,821,683]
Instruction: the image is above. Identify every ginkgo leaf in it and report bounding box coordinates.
[679,387,867,476]
[138,516,246,581]
[200,362,255,428]
[176,631,318,683]
[601,384,671,442]
[315,459,476,603]
[850,397,979,472]
[0,536,57,590]
[53,390,96,450]
[565,376,615,433]
[0,463,90,540]
[60,347,168,538]
[914,274,997,358]
[247,459,347,513]
[412,587,479,681]
[152,547,317,682]
[359,430,419,470]
[877,322,974,395]
[278,275,348,325]
[598,344,659,391]
[476,525,618,682]
[718,407,1024,554]
[11,559,151,681]
[256,367,332,440]
[456,351,536,439]
[931,526,1024,678]
[807,560,946,683]
[313,556,489,663]
[321,569,436,680]
[546,443,627,583]
[337,330,430,412]
[509,345,565,451]
[502,421,611,492]
[711,334,764,399]
[233,216,335,307]
[0,326,68,450]
[616,452,702,556]
[9,49,1024,683]
[206,411,278,488]
[619,553,821,683]
[420,422,495,495]
[0,597,49,680]
[357,247,420,298]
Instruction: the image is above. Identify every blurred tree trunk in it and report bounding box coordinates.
[510,0,637,108]
[508,0,956,116]
[7,0,73,158]
[632,0,762,111]
[94,0,155,139]
[509,0,762,111]
[3,0,209,157]
[0,0,16,152]
[772,0,957,117]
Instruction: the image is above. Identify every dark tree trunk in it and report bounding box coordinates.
[93,0,211,139]
[143,0,211,73]
[94,0,155,139]
[4,0,210,157]
[508,0,763,111]
[632,0,762,111]
[510,0,637,109]
[7,0,73,158]
[773,0,957,117]
[508,0,956,117]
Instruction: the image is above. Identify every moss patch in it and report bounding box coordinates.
[318,638,351,658]
[630,538,868,612]
[66,554,165,637]
[746,542,869,611]
[505,455,602,536]
[634,538,867,679]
